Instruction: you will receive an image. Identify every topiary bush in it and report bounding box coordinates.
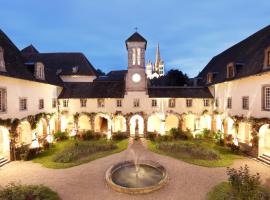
[111,131,128,141]
[54,131,69,141]
[0,183,60,200]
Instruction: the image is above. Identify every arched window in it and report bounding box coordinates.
[35,62,45,80]
[0,47,6,72]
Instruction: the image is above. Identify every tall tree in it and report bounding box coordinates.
[150,69,189,86]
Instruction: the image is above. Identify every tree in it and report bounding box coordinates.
[150,69,189,86]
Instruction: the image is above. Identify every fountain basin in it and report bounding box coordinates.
[105,160,168,194]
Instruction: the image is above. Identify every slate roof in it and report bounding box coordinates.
[125,32,147,49]
[94,70,127,82]
[198,25,270,85]
[0,29,62,86]
[148,87,213,98]
[22,52,98,76]
[58,81,125,99]
[21,44,39,54]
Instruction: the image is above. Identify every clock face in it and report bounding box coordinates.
[132,73,141,83]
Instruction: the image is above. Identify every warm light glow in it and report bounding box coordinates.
[132,73,141,83]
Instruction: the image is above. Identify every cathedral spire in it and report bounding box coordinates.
[155,43,161,71]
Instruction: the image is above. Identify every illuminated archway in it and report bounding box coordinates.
[112,115,126,132]
[200,114,211,130]
[0,126,10,159]
[238,122,252,143]
[258,124,270,156]
[17,121,32,145]
[130,115,144,137]
[165,114,179,132]
[78,115,91,132]
[147,114,162,133]
[60,115,74,132]
[183,114,195,131]
[36,118,48,138]
[216,115,223,132]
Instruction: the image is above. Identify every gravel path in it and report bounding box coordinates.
[0,139,269,200]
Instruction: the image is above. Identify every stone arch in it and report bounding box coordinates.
[215,115,223,132]
[258,124,270,156]
[165,114,179,132]
[17,121,32,145]
[60,115,74,132]
[78,114,91,132]
[238,122,252,143]
[183,113,196,131]
[48,114,57,134]
[94,113,112,135]
[200,114,212,130]
[112,115,127,132]
[130,114,144,137]
[36,118,48,138]
[0,126,10,159]
[147,113,163,134]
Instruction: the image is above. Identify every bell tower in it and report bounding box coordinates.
[125,32,147,92]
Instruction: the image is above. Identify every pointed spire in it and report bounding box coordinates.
[155,43,161,71]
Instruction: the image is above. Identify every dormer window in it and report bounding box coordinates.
[207,72,213,84]
[0,47,6,72]
[268,51,270,66]
[263,47,270,69]
[227,63,235,79]
[35,62,45,80]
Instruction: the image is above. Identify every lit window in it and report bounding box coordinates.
[39,99,44,110]
[186,99,192,107]
[264,86,270,110]
[169,99,176,108]
[137,48,141,65]
[133,99,140,107]
[80,99,87,107]
[63,99,69,108]
[227,97,232,109]
[97,99,105,107]
[0,47,5,72]
[242,96,249,110]
[0,88,7,112]
[52,98,57,108]
[116,99,122,107]
[19,98,27,111]
[35,62,45,80]
[203,99,209,107]
[152,99,157,107]
[215,98,219,108]
[227,64,235,79]
[207,73,213,84]
[132,48,136,65]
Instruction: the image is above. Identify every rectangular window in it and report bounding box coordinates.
[19,98,27,111]
[227,65,235,78]
[80,99,87,107]
[97,99,105,108]
[52,98,57,108]
[39,99,44,110]
[168,99,176,108]
[186,99,192,107]
[63,99,69,108]
[0,88,7,112]
[137,48,141,65]
[203,99,209,107]
[152,99,157,107]
[133,99,140,107]
[116,99,122,107]
[242,96,249,110]
[264,87,270,110]
[215,98,219,108]
[132,48,136,65]
[227,97,232,109]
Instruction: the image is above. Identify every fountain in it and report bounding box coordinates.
[105,139,168,194]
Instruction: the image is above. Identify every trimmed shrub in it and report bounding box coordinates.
[201,128,214,139]
[169,128,192,140]
[0,183,60,200]
[156,134,174,142]
[111,131,128,141]
[147,131,158,141]
[54,131,68,141]
[81,130,102,141]
[214,130,224,146]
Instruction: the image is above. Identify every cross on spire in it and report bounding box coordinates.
[134,27,138,32]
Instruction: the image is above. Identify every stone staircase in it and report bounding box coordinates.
[257,154,270,166]
[0,157,9,167]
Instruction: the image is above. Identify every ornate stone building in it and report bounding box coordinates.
[146,44,165,79]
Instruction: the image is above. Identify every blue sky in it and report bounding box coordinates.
[0,0,269,77]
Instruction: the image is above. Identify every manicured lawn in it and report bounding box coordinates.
[148,139,243,167]
[207,182,270,200]
[33,139,128,169]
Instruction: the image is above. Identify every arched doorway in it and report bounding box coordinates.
[78,115,91,132]
[183,114,196,131]
[112,115,127,132]
[259,124,270,156]
[238,122,252,143]
[17,121,32,145]
[130,115,144,137]
[200,114,212,130]
[94,114,111,135]
[0,126,10,159]
[147,114,162,133]
[36,118,48,138]
[60,115,74,132]
[165,114,179,132]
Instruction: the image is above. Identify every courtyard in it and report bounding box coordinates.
[0,138,269,200]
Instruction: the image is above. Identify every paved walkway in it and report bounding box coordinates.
[0,139,269,200]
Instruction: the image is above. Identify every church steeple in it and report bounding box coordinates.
[155,43,160,67]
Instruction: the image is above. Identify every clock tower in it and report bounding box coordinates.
[125,32,147,92]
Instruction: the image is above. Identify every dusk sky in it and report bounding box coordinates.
[1,0,269,77]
